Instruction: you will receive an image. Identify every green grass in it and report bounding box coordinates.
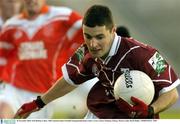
[52,108,180,119]
[52,111,86,119]
[160,110,180,119]
[52,109,180,119]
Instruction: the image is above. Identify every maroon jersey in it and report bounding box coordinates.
[62,34,180,118]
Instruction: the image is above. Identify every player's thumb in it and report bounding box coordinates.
[131,96,144,105]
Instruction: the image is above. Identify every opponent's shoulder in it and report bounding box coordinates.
[1,15,23,33]
[3,15,22,27]
[49,6,73,16]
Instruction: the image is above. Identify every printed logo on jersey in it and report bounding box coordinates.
[120,68,133,88]
[148,52,167,74]
[75,47,85,62]
[0,42,14,50]
[18,41,47,60]
[121,68,130,74]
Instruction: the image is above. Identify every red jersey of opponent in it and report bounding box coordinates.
[62,34,180,118]
[0,5,83,93]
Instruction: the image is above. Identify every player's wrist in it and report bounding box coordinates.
[147,106,154,118]
[35,96,46,108]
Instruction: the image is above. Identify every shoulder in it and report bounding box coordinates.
[117,37,158,64]
[121,37,157,53]
[1,15,23,32]
[49,6,73,16]
[47,6,82,22]
[3,15,21,27]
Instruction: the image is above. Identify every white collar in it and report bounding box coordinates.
[107,33,121,57]
[100,33,121,64]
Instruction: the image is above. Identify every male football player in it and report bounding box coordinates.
[14,4,179,119]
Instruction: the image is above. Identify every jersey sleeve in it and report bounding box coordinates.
[146,51,180,95]
[61,45,96,86]
[134,45,180,96]
[65,11,84,57]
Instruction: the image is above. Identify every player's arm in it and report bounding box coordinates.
[41,77,76,104]
[151,88,179,114]
[130,88,179,118]
[130,49,180,118]
[14,77,76,119]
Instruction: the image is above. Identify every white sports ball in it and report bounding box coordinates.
[114,70,155,105]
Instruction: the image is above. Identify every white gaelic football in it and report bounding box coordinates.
[114,70,155,105]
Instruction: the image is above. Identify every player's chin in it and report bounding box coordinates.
[89,52,99,58]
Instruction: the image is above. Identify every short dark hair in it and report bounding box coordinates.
[82,5,114,30]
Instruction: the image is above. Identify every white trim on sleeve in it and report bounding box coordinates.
[61,64,77,86]
[159,79,180,95]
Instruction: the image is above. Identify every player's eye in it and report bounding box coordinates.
[96,36,104,40]
[84,34,92,40]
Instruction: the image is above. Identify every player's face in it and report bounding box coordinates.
[22,0,45,16]
[83,25,115,59]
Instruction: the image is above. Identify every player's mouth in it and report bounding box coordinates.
[90,49,101,54]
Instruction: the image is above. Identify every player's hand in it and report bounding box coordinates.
[115,97,135,118]
[14,96,46,119]
[131,96,154,118]
[14,100,39,119]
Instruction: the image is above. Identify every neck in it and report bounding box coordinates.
[101,33,115,60]
[22,5,49,20]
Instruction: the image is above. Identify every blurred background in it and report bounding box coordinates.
[1,0,179,119]
[47,0,180,119]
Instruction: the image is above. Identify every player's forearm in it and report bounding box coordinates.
[151,88,179,114]
[41,77,76,104]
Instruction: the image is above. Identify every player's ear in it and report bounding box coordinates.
[114,25,117,32]
[112,26,116,33]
